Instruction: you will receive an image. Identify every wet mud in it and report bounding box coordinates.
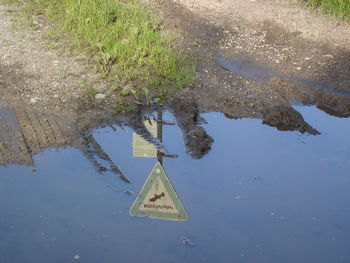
[1,73,350,174]
[1,57,350,170]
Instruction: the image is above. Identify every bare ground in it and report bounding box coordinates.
[1,0,350,167]
[150,0,350,129]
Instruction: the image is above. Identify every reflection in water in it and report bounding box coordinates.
[129,161,188,221]
[262,105,320,134]
[1,106,350,263]
[132,118,158,158]
[1,57,350,263]
[1,88,350,171]
[1,66,350,176]
[216,55,350,135]
[0,104,131,182]
[130,112,188,221]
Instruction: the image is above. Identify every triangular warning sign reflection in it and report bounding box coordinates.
[129,162,188,221]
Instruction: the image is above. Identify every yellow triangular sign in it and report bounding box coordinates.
[129,162,188,221]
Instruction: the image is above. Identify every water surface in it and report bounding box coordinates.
[1,106,350,263]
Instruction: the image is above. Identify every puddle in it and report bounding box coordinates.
[216,55,279,81]
[216,55,350,96]
[1,105,350,263]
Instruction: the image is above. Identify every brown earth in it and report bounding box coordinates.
[0,0,350,170]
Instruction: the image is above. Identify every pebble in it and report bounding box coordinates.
[304,57,311,61]
[95,93,106,100]
[30,97,38,104]
[296,67,302,71]
[323,54,334,59]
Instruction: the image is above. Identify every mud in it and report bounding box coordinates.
[1,75,350,173]
[1,49,350,169]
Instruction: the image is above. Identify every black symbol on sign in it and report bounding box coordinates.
[150,192,165,202]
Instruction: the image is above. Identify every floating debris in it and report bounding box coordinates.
[124,188,138,196]
[125,190,135,196]
[181,236,194,247]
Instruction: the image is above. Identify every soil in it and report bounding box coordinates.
[1,0,350,169]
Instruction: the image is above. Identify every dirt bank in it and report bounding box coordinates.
[150,0,350,131]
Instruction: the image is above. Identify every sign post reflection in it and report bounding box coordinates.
[130,111,188,221]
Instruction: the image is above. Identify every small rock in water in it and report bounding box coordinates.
[181,236,194,247]
[234,195,241,200]
[73,255,80,260]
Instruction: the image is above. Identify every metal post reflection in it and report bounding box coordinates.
[130,111,188,221]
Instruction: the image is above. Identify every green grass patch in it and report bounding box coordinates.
[22,0,195,99]
[303,0,350,19]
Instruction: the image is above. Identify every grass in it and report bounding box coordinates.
[303,0,350,19]
[20,0,195,106]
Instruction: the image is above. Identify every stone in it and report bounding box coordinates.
[95,93,106,100]
[30,97,38,104]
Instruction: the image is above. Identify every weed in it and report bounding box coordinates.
[28,17,39,30]
[33,72,41,80]
[114,98,138,114]
[21,0,196,97]
[58,66,69,80]
[303,0,350,19]
[83,83,97,96]
[45,43,58,50]
[5,9,15,14]
[142,87,151,105]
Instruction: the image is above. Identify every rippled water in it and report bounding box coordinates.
[1,106,350,263]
